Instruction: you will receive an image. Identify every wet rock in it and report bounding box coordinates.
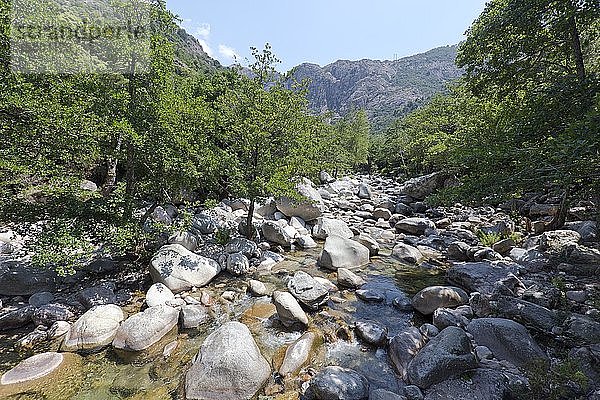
[432,308,470,330]
[0,306,35,330]
[226,252,250,276]
[355,320,387,347]
[395,218,436,236]
[307,366,369,400]
[0,352,79,385]
[262,221,295,247]
[287,271,329,310]
[62,304,124,352]
[411,286,469,315]
[356,289,385,303]
[446,261,521,295]
[248,280,269,296]
[113,305,179,352]
[356,233,380,256]
[313,217,354,240]
[392,243,424,264]
[150,244,222,293]
[337,268,366,288]
[185,321,270,400]
[319,235,370,270]
[32,303,74,326]
[467,318,548,368]
[388,327,426,378]
[563,314,600,345]
[279,331,317,376]
[276,178,324,221]
[393,295,414,311]
[370,389,407,399]
[179,305,209,329]
[28,292,55,307]
[407,326,477,389]
[146,283,175,307]
[168,231,198,251]
[76,284,117,310]
[272,291,308,328]
[0,263,57,296]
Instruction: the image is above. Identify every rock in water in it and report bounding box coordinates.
[185,322,270,400]
[62,304,124,352]
[112,305,179,352]
[411,286,469,315]
[0,352,77,385]
[407,326,477,389]
[150,244,221,293]
[287,271,329,310]
[467,318,548,368]
[279,332,317,376]
[337,268,366,288]
[307,366,369,400]
[392,243,424,264]
[319,235,370,270]
[388,327,426,378]
[272,291,309,328]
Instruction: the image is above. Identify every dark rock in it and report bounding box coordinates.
[467,318,548,368]
[432,308,470,330]
[224,237,259,258]
[398,172,446,201]
[423,368,523,400]
[395,218,436,236]
[493,296,560,334]
[28,292,55,307]
[0,263,57,296]
[446,261,521,295]
[411,286,469,315]
[32,303,75,326]
[356,289,385,303]
[370,389,407,400]
[191,213,218,235]
[388,327,426,378]
[0,306,34,330]
[308,366,369,400]
[563,314,600,346]
[406,326,478,389]
[355,320,387,347]
[76,285,117,310]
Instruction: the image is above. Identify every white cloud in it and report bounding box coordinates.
[218,44,240,63]
[197,38,214,58]
[196,23,211,39]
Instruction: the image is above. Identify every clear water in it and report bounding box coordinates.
[0,245,447,399]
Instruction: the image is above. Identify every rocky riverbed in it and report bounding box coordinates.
[0,173,599,399]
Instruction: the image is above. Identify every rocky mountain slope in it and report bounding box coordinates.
[291,45,462,130]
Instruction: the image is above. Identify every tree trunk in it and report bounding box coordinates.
[102,132,123,196]
[245,198,255,239]
[568,15,586,82]
[549,186,570,231]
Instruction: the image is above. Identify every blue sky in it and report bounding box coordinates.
[166,1,488,72]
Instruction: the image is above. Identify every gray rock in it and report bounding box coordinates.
[28,292,55,307]
[47,320,71,339]
[392,243,424,264]
[150,244,222,293]
[276,178,324,221]
[370,389,406,400]
[388,327,426,378]
[494,296,560,334]
[226,252,250,276]
[168,231,198,251]
[358,184,373,199]
[319,235,370,270]
[248,280,269,296]
[319,170,335,184]
[224,237,259,258]
[407,326,477,389]
[313,217,354,240]
[262,221,294,247]
[337,268,366,288]
[356,289,385,303]
[279,331,317,376]
[403,385,423,400]
[179,305,209,329]
[411,286,469,315]
[355,320,387,347]
[287,271,329,310]
[564,221,597,242]
[538,230,581,254]
[32,303,74,326]
[432,308,470,330]
[76,285,117,310]
[62,304,124,352]
[373,208,393,221]
[185,322,270,400]
[113,305,179,352]
[297,235,318,249]
[563,314,600,345]
[395,218,436,236]
[492,238,515,255]
[0,306,34,330]
[0,263,57,296]
[508,248,548,272]
[446,261,521,295]
[423,368,521,400]
[146,283,175,307]
[273,291,308,328]
[356,233,380,256]
[393,295,414,311]
[191,213,218,235]
[419,324,439,339]
[308,366,369,400]
[398,172,446,200]
[447,242,471,261]
[467,318,548,368]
